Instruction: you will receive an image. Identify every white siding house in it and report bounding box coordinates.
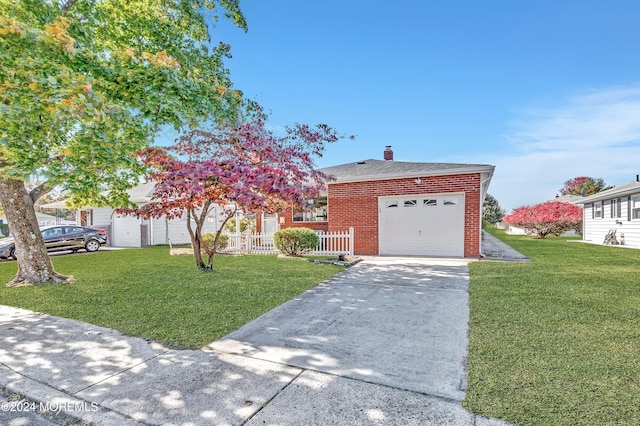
[577,180,640,248]
[1,212,74,228]
[44,182,226,248]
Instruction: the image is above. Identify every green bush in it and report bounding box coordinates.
[0,224,9,237]
[274,227,319,256]
[201,232,228,252]
[223,217,256,233]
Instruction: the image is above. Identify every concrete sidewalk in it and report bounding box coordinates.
[1,258,514,425]
[481,232,530,262]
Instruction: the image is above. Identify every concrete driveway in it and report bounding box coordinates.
[209,257,470,402]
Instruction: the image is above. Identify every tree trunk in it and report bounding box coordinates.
[205,210,235,269]
[0,177,72,287]
[186,208,208,270]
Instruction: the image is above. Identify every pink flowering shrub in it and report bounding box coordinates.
[504,201,583,239]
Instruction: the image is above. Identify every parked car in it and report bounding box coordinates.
[0,226,108,260]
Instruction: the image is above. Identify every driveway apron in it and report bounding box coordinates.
[209,257,470,402]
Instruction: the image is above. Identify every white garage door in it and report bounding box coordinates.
[379,194,465,256]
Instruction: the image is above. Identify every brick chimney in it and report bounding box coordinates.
[384,146,393,161]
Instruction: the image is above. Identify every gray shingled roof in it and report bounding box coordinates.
[550,194,586,205]
[127,180,156,203]
[319,159,495,183]
[39,181,156,209]
[577,181,640,204]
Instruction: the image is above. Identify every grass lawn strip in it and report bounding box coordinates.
[0,247,343,349]
[465,228,640,426]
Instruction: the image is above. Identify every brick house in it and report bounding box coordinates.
[260,147,495,258]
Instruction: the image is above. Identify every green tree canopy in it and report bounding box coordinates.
[0,0,247,286]
[559,176,612,197]
[1,0,246,207]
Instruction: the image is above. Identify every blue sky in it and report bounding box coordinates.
[208,0,640,211]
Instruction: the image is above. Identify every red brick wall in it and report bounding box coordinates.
[279,173,482,257]
[330,173,481,257]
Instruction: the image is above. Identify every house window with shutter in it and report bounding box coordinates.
[632,196,640,220]
[594,201,603,219]
[611,198,622,218]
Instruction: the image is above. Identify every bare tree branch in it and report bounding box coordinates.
[29,182,53,203]
[61,0,80,17]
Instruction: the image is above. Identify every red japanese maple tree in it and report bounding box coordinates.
[125,114,345,269]
[504,201,583,239]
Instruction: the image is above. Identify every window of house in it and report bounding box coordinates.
[594,201,603,218]
[404,199,417,207]
[632,196,640,219]
[423,199,437,207]
[385,200,399,208]
[443,198,457,206]
[293,196,328,222]
[611,198,622,218]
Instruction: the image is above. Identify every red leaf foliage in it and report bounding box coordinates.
[504,201,583,239]
[560,176,589,195]
[132,116,339,219]
[117,108,347,269]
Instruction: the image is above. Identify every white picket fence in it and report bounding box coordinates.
[223,227,354,255]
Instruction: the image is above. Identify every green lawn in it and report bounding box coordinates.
[465,228,640,426]
[0,247,343,349]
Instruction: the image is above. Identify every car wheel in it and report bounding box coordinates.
[85,239,101,252]
[9,248,17,261]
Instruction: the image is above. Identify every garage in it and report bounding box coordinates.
[276,149,494,257]
[378,193,465,256]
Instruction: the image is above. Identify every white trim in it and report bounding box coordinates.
[328,166,495,184]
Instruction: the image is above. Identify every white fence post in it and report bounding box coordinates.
[349,227,354,255]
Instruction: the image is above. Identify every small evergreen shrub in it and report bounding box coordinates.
[274,228,319,256]
[0,224,9,237]
[201,232,228,252]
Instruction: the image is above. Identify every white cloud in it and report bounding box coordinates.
[484,85,640,211]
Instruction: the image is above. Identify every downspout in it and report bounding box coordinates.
[165,216,169,245]
[478,170,494,257]
[109,209,116,247]
[148,214,153,246]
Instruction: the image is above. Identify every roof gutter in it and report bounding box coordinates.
[327,165,496,184]
[576,187,640,204]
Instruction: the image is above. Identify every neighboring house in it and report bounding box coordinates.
[41,181,225,248]
[0,212,74,228]
[258,147,495,258]
[576,178,640,248]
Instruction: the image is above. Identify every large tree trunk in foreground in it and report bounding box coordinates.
[0,177,72,287]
